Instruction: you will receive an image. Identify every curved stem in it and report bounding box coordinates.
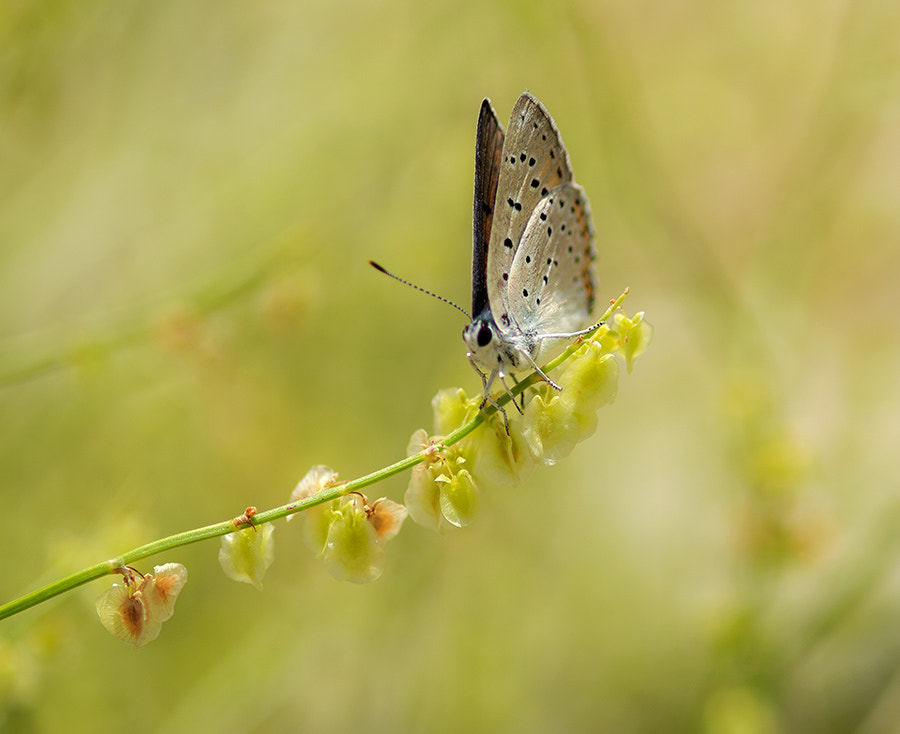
[0,289,629,622]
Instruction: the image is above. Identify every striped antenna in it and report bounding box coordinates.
[368,261,471,320]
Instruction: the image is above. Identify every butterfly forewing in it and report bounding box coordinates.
[507,182,596,341]
[486,93,573,319]
[471,99,505,318]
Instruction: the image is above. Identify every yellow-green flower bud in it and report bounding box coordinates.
[472,412,535,485]
[522,343,619,465]
[406,429,479,530]
[558,341,619,415]
[608,311,653,374]
[521,388,584,466]
[218,524,275,591]
[436,467,479,527]
[322,495,385,584]
[432,387,479,436]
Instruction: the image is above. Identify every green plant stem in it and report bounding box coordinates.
[0,289,629,622]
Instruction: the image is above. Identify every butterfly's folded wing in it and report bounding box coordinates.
[506,182,596,338]
[486,93,573,321]
[471,99,505,318]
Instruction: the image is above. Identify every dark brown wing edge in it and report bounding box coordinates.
[471,98,505,318]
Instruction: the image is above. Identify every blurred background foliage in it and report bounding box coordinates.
[1,0,899,731]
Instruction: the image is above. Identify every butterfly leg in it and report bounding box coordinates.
[470,363,505,416]
[539,319,606,342]
[482,391,510,434]
[497,372,524,415]
[509,373,526,411]
[526,319,608,391]
[520,353,562,391]
[471,365,518,433]
[571,318,606,337]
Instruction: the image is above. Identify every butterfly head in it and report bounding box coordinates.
[463,313,526,379]
[462,316,496,368]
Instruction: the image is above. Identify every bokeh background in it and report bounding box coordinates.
[2,0,899,732]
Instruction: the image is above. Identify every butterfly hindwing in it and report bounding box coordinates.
[506,182,596,341]
[486,93,573,320]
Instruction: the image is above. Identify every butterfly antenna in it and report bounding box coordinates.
[368,261,471,320]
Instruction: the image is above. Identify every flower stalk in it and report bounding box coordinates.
[0,288,636,624]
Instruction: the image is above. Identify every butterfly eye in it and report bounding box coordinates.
[477,324,493,347]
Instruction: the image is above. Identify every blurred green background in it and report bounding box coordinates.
[2,0,899,732]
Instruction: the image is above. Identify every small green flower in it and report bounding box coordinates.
[436,466,479,527]
[607,311,653,374]
[522,342,619,465]
[558,340,620,415]
[431,385,535,487]
[288,466,407,583]
[322,494,407,583]
[406,428,479,530]
[520,387,585,466]
[472,411,535,485]
[432,387,479,436]
[322,495,392,584]
[218,524,275,590]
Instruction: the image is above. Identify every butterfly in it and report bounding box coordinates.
[370,92,598,423]
[462,92,597,416]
